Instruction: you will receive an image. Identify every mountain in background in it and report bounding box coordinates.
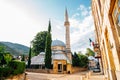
[0,41,29,56]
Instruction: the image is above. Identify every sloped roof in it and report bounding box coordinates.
[30,51,71,65]
[52,53,71,63]
[31,53,45,65]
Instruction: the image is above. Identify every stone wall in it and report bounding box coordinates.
[72,67,88,73]
[26,67,87,74]
[26,69,53,74]
[6,73,27,80]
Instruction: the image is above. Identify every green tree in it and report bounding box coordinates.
[78,54,89,67]
[0,46,12,66]
[21,55,25,61]
[72,52,89,68]
[85,48,95,56]
[45,20,52,69]
[28,46,31,68]
[72,52,79,67]
[31,31,48,55]
[0,54,6,66]
[48,20,51,33]
[4,52,12,64]
[0,46,5,53]
[0,46,6,66]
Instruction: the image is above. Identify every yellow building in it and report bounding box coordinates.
[92,0,120,80]
[31,9,72,74]
[51,40,72,74]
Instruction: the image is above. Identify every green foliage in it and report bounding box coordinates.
[0,46,13,66]
[78,54,89,67]
[0,46,5,53]
[31,31,48,55]
[3,53,12,64]
[45,32,52,69]
[45,21,52,69]
[0,46,25,79]
[48,20,51,33]
[28,46,31,68]
[0,42,29,56]
[0,54,6,66]
[72,52,79,67]
[72,52,89,68]
[0,66,12,78]
[21,55,25,61]
[8,60,26,75]
[85,48,95,56]
[0,60,26,79]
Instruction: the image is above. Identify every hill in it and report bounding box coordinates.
[0,42,29,56]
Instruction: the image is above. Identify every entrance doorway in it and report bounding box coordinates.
[58,64,62,72]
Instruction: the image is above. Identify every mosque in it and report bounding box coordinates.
[30,9,72,74]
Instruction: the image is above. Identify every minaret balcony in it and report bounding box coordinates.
[64,21,70,26]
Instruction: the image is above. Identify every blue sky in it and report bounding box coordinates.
[31,0,91,20]
[0,0,94,53]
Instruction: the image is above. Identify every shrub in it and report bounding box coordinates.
[0,66,12,79]
[8,60,26,75]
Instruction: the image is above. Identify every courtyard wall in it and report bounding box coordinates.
[26,67,87,74]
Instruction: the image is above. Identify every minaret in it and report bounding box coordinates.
[64,8,70,50]
[64,8,72,62]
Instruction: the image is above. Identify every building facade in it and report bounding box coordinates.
[92,0,120,80]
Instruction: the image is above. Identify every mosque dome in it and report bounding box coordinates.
[52,40,66,47]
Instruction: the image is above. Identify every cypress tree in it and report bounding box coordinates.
[72,52,79,67]
[45,20,52,69]
[21,54,25,61]
[28,46,31,68]
[48,20,51,33]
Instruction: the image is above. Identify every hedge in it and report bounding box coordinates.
[9,60,26,75]
[0,66,12,78]
[0,60,26,79]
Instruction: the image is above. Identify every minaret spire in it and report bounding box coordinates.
[65,8,69,22]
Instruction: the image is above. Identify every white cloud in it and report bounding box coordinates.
[77,5,85,10]
[72,13,80,18]
[77,4,89,16]
[51,19,65,42]
[70,4,95,53]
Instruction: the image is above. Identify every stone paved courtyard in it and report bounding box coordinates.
[26,71,106,80]
[26,71,87,80]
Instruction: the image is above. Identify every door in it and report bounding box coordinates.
[58,64,62,72]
